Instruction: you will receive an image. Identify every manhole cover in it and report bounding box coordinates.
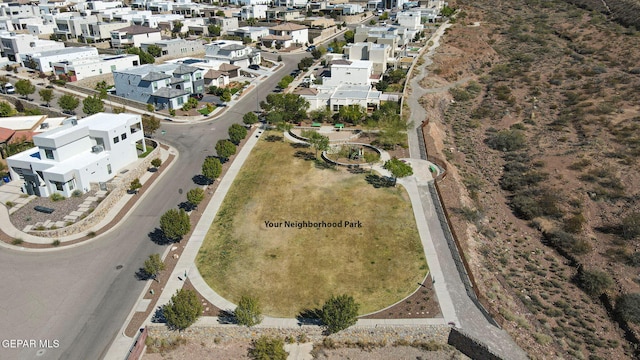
[116,265,123,270]
[36,349,46,356]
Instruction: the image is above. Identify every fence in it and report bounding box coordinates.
[63,83,150,112]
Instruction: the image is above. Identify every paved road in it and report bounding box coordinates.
[0,53,305,360]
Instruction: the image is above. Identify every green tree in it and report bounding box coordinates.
[82,95,104,115]
[142,114,161,136]
[379,12,389,20]
[58,94,80,114]
[186,188,205,207]
[0,101,15,117]
[375,80,389,92]
[216,10,226,17]
[220,89,232,102]
[151,158,162,168]
[386,69,407,84]
[243,112,259,125]
[321,294,359,334]
[616,293,640,324]
[129,178,142,192]
[278,75,294,89]
[337,105,366,125]
[143,253,165,280]
[440,5,455,17]
[384,158,413,184]
[160,208,191,241]
[202,157,222,182]
[215,139,236,160]
[126,47,155,64]
[228,123,248,145]
[235,295,263,327]
[309,107,332,124]
[343,29,354,43]
[146,44,162,57]
[248,336,287,360]
[172,21,183,33]
[260,93,309,124]
[301,130,329,157]
[622,212,640,240]
[246,17,257,26]
[208,24,221,36]
[163,289,203,331]
[15,79,35,99]
[575,269,613,297]
[39,88,54,106]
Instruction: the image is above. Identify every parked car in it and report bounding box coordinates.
[248,64,260,70]
[4,83,15,94]
[190,93,204,100]
[306,45,316,52]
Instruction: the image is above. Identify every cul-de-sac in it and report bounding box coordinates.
[0,0,639,359]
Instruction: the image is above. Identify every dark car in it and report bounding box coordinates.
[248,64,260,70]
[46,85,54,89]
[190,93,204,100]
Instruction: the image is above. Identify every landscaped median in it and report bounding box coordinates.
[196,131,428,317]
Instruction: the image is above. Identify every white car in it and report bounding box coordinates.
[4,83,15,94]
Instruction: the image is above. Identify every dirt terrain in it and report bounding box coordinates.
[422,0,640,358]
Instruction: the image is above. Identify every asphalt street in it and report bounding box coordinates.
[0,52,305,360]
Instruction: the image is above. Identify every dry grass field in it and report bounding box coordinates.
[196,134,427,317]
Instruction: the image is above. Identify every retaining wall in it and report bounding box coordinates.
[0,94,65,118]
[147,324,451,346]
[447,328,504,360]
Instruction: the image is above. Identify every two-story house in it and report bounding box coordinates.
[204,40,261,68]
[0,33,64,62]
[110,24,161,48]
[262,23,308,48]
[113,63,205,110]
[141,38,205,58]
[80,21,130,43]
[343,42,391,75]
[6,113,145,198]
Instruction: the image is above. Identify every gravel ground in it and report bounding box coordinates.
[9,191,100,232]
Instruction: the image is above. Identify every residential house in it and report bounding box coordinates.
[273,0,309,8]
[262,23,308,48]
[203,69,229,88]
[52,53,140,82]
[209,16,239,35]
[113,63,205,109]
[85,1,124,12]
[80,21,130,43]
[7,113,145,198]
[54,14,99,40]
[230,0,270,6]
[22,46,99,74]
[204,40,261,68]
[239,4,268,20]
[141,38,205,58]
[397,10,423,30]
[265,8,304,22]
[0,33,64,62]
[228,26,269,42]
[344,42,391,75]
[323,59,374,87]
[110,24,161,48]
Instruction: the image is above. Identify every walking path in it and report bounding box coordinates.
[404,21,529,360]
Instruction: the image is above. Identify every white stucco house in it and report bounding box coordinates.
[22,46,99,74]
[6,113,145,198]
[204,40,261,67]
[52,53,140,82]
[110,24,161,48]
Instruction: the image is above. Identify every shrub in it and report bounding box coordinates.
[151,158,162,168]
[248,336,287,360]
[228,123,248,145]
[159,208,191,241]
[71,189,82,198]
[144,253,166,280]
[186,188,205,207]
[5,201,14,208]
[575,269,613,297]
[321,294,359,334]
[235,295,263,327]
[564,213,586,234]
[163,289,203,330]
[616,293,640,324]
[543,230,592,255]
[243,112,258,125]
[627,252,640,267]
[50,193,65,202]
[485,129,526,152]
[621,212,640,240]
[11,238,23,245]
[130,178,142,192]
[52,239,60,246]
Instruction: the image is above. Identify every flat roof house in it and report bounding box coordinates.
[110,24,161,48]
[7,113,145,197]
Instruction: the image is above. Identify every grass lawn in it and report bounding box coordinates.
[196,133,427,317]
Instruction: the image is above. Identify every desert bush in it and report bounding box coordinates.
[235,295,263,327]
[248,336,287,360]
[71,190,82,198]
[564,213,586,234]
[544,230,592,255]
[510,192,542,220]
[575,269,613,297]
[485,129,526,152]
[621,212,640,240]
[50,193,65,202]
[627,252,640,267]
[616,293,640,324]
